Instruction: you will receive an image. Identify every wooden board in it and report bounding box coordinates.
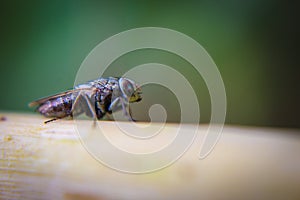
[0,112,300,200]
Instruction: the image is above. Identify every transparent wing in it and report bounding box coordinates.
[28,88,93,107]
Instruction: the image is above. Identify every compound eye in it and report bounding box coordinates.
[119,78,135,98]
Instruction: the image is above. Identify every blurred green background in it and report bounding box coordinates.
[0,0,299,128]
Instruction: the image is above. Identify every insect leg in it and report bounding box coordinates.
[120,99,135,121]
[72,91,97,125]
[71,91,83,115]
[95,101,105,120]
[102,97,120,121]
[44,118,59,124]
[128,106,137,122]
[81,93,98,126]
[108,97,120,112]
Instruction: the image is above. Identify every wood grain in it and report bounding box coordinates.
[0,112,299,200]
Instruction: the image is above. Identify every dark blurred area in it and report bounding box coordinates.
[0,0,299,128]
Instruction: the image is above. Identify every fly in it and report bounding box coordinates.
[29,77,142,123]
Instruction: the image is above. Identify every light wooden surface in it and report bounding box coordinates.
[0,112,300,200]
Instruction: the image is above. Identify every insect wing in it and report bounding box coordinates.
[29,89,81,107]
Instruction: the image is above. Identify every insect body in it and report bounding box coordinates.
[29,77,142,123]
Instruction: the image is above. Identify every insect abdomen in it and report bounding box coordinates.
[37,95,73,118]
